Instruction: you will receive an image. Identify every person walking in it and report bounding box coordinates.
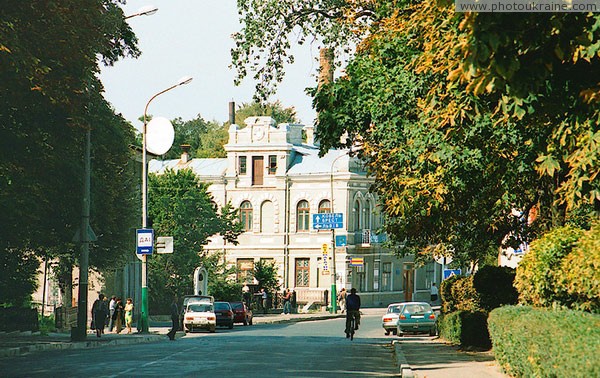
[430,283,439,303]
[124,298,134,334]
[260,288,268,314]
[345,288,361,338]
[91,293,108,338]
[282,289,291,314]
[167,296,178,341]
[114,298,124,334]
[338,288,347,313]
[108,296,116,332]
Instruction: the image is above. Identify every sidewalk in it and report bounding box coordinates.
[0,310,344,359]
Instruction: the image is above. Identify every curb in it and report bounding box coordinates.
[257,314,345,325]
[392,340,414,378]
[0,334,164,358]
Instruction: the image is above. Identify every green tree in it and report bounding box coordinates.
[147,169,242,313]
[252,260,280,294]
[0,0,140,305]
[163,116,229,160]
[234,101,299,126]
[204,252,242,302]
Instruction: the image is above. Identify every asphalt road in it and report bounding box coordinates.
[0,313,399,377]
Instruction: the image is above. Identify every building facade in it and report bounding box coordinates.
[150,116,442,307]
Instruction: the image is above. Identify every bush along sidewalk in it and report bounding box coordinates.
[488,306,600,377]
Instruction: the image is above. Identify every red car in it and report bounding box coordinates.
[213,301,234,329]
[230,301,253,326]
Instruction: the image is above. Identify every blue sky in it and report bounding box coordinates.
[99,0,322,131]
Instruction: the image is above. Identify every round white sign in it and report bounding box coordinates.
[146,116,174,155]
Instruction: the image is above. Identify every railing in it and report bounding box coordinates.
[351,229,387,245]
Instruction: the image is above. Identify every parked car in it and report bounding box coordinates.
[230,301,253,326]
[180,295,214,330]
[396,302,437,336]
[381,303,403,335]
[183,302,216,333]
[213,301,234,329]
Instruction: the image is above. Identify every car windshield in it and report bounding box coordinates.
[388,305,401,314]
[214,302,230,310]
[403,303,432,314]
[188,304,212,313]
[231,302,243,310]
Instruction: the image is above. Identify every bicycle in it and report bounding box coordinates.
[345,310,359,340]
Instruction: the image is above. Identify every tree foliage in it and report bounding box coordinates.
[147,169,243,312]
[233,101,299,126]
[234,0,600,266]
[163,116,228,160]
[0,0,140,305]
[252,260,280,293]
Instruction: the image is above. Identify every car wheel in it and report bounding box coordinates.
[243,319,248,326]
[210,326,216,333]
[429,326,438,336]
[228,321,234,329]
[385,330,390,336]
[249,318,253,326]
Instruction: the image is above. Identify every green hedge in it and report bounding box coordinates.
[489,306,600,377]
[438,310,491,349]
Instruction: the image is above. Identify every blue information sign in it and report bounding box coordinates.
[312,213,344,230]
[443,269,462,280]
[335,235,347,247]
[136,228,154,255]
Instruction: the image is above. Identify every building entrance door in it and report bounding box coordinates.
[403,264,414,301]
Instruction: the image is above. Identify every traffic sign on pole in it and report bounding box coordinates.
[136,229,154,255]
[312,213,344,230]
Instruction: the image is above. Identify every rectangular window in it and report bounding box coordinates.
[238,156,247,175]
[373,259,380,291]
[237,259,254,284]
[382,262,392,291]
[357,262,367,292]
[268,155,277,175]
[295,258,310,287]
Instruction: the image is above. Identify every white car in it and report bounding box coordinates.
[183,302,216,333]
[382,303,403,336]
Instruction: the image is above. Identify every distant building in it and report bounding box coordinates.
[150,116,442,307]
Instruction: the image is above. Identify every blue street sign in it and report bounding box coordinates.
[443,269,462,280]
[312,213,344,230]
[335,235,347,247]
[136,228,154,255]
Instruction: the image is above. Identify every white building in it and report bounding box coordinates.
[150,116,441,307]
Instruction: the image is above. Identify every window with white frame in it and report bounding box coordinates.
[240,201,253,231]
[296,200,310,232]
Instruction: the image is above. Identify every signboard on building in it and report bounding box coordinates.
[335,235,347,247]
[349,257,364,267]
[312,213,343,230]
[321,243,330,274]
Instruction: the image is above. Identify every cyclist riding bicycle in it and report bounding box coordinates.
[345,288,361,338]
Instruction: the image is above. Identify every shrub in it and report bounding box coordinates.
[0,307,39,332]
[514,225,584,308]
[559,222,600,313]
[450,275,481,312]
[489,306,600,377]
[439,310,491,349]
[440,274,462,313]
[473,266,518,311]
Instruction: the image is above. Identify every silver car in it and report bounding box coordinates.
[382,303,403,335]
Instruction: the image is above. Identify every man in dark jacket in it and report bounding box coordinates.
[345,288,361,337]
[167,296,178,340]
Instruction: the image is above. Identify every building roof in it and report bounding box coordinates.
[149,158,227,177]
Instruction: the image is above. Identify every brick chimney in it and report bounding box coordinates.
[180,144,191,163]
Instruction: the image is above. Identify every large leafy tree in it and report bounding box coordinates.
[147,169,242,313]
[233,0,599,266]
[162,116,228,160]
[0,0,140,305]
[233,101,299,125]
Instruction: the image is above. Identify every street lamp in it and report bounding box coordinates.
[124,5,158,19]
[329,144,362,313]
[139,76,192,332]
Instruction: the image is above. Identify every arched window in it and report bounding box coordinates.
[240,201,253,231]
[353,200,361,231]
[318,199,331,213]
[297,200,310,232]
[364,200,372,229]
[260,200,274,233]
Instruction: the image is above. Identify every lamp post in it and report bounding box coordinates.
[139,76,192,332]
[329,144,362,313]
[124,5,158,19]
